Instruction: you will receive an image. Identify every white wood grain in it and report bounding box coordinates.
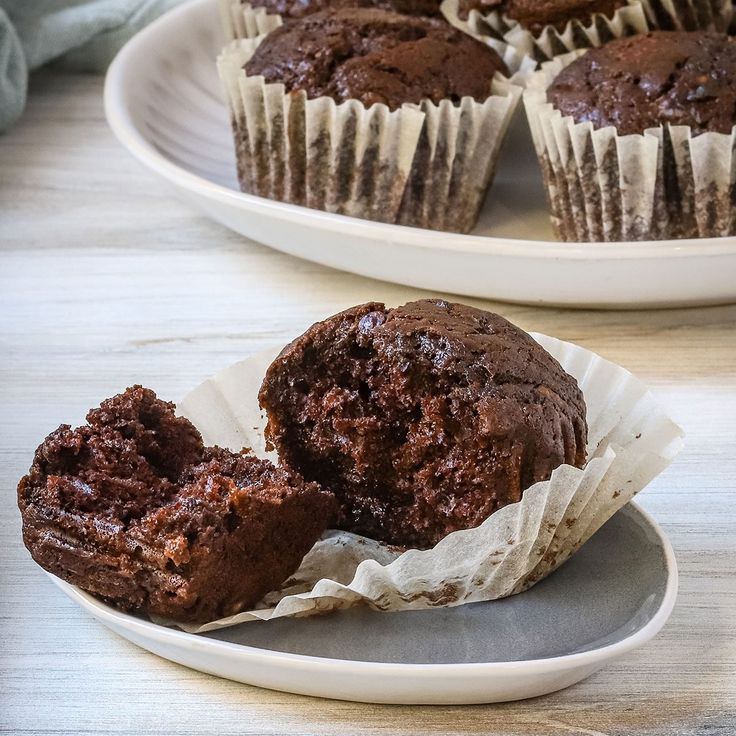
[1,71,734,736]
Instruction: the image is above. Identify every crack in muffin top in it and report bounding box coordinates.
[244,8,509,110]
[547,31,736,135]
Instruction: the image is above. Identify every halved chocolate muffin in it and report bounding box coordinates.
[18,386,335,623]
[259,300,588,549]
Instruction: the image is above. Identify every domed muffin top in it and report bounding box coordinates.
[458,0,628,32]
[244,8,509,110]
[546,31,736,135]
[259,299,587,549]
[246,0,443,19]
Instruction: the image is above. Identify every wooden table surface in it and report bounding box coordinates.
[1,71,734,736]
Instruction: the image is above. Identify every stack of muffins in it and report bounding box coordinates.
[217,0,736,241]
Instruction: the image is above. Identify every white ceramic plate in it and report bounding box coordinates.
[103,0,736,309]
[50,502,677,704]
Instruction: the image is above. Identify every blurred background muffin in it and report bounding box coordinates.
[219,7,524,232]
[524,31,736,241]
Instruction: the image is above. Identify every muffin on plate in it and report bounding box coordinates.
[220,0,444,39]
[18,386,335,623]
[259,299,588,549]
[444,0,732,62]
[523,31,736,241]
[218,8,527,232]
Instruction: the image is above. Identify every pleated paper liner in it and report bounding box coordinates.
[442,0,732,62]
[524,51,736,242]
[219,0,282,40]
[160,334,684,633]
[216,26,531,233]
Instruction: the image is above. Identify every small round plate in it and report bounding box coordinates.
[50,502,677,704]
[103,0,736,309]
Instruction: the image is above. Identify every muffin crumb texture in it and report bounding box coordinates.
[244,8,509,110]
[547,31,736,135]
[18,386,335,623]
[259,300,588,549]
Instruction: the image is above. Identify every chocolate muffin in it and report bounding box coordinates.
[244,8,509,110]
[245,0,443,18]
[18,386,335,623]
[259,300,588,549]
[546,31,736,135]
[459,0,628,32]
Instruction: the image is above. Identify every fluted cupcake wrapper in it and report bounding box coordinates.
[524,51,736,241]
[442,0,731,62]
[217,34,524,232]
[219,0,282,41]
[153,334,684,633]
[640,0,732,31]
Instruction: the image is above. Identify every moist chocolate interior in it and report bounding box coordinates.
[19,386,334,622]
[21,388,283,528]
[260,300,588,549]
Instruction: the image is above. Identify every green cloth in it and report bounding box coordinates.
[0,0,183,132]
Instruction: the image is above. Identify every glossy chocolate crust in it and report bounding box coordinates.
[259,300,588,549]
[458,0,627,32]
[547,31,736,135]
[18,386,335,623]
[246,0,443,18]
[244,8,509,110]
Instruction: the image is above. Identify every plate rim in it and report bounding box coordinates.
[48,501,678,675]
[103,0,736,262]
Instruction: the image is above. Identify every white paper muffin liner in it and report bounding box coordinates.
[523,51,736,241]
[442,0,732,62]
[219,0,282,40]
[217,28,528,232]
[163,333,684,633]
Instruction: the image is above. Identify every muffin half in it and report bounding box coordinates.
[259,300,588,549]
[18,386,335,623]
